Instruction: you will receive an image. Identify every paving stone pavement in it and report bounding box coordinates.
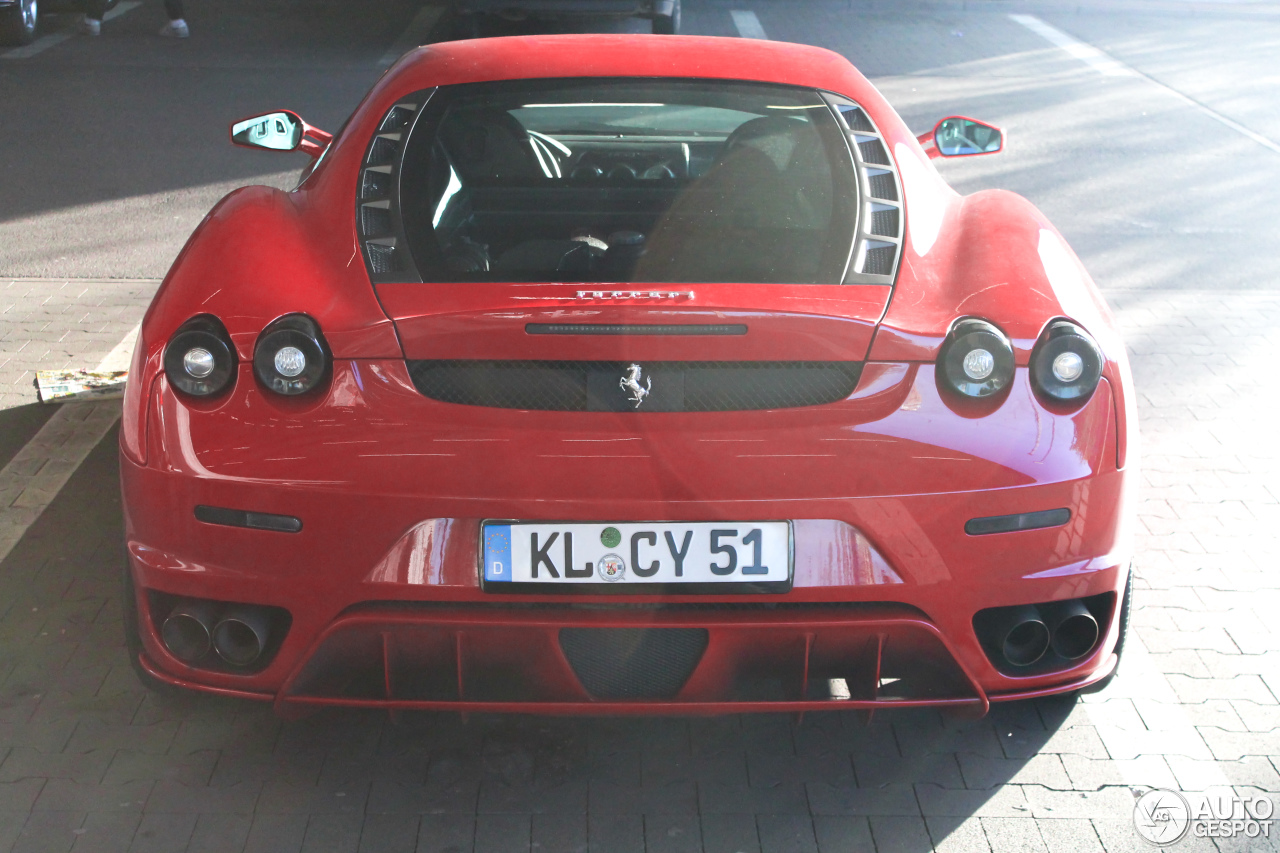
[0,279,158,412]
[0,283,1276,852]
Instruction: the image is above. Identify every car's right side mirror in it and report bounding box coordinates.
[917,116,1004,159]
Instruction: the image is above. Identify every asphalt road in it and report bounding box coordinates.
[2,2,1280,852]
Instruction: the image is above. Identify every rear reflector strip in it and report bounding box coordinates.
[964,508,1070,536]
[526,324,747,336]
[195,505,303,533]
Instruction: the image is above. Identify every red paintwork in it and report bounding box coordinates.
[121,34,1137,716]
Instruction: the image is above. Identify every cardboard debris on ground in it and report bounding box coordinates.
[35,370,128,404]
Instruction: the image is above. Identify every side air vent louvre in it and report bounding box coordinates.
[357,91,435,282]
[823,92,905,285]
[360,203,393,238]
[366,242,396,275]
[862,243,898,276]
[857,139,890,166]
[866,170,898,202]
[361,168,392,200]
[870,205,899,238]
[380,106,416,132]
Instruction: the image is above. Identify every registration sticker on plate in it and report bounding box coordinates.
[483,522,790,588]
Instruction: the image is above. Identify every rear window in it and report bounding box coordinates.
[398,79,858,284]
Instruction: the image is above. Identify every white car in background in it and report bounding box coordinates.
[454,0,680,35]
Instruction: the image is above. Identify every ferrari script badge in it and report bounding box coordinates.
[620,364,651,408]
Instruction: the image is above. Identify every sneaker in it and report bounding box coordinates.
[80,16,101,35]
[159,19,189,38]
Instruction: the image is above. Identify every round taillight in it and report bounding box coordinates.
[164,316,237,398]
[253,314,329,396]
[938,318,1015,398]
[1031,321,1103,403]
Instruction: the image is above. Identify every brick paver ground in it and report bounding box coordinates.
[0,285,1276,852]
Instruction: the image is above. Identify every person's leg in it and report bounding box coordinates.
[81,0,108,33]
[159,0,188,36]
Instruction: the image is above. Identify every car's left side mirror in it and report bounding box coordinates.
[917,116,1004,159]
[230,110,333,159]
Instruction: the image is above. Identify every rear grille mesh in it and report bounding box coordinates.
[560,628,709,699]
[407,360,863,412]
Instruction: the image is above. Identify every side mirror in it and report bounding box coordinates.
[917,116,1004,160]
[230,110,333,159]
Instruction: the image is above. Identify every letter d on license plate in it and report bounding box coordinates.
[483,521,791,590]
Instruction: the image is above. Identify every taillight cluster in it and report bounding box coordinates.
[938,316,1102,406]
[164,313,331,399]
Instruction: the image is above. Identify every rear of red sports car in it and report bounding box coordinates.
[119,35,1137,717]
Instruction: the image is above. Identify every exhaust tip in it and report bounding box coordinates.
[161,601,216,663]
[213,608,271,667]
[1001,613,1050,667]
[1046,600,1100,660]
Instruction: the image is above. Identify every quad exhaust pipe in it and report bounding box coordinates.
[212,607,273,667]
[161,600,218,663]
[1043,599,1099,661]
[990,604,1050,667]
[160,599,277,668]
[979,598,1103,669]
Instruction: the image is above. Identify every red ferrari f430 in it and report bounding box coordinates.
[120,34,1138,717]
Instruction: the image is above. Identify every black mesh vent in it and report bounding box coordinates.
[366,243,395,274]
[361,205,393,238]
[381,106,415,132]
[867,171,898,201]
[407,361,863,411]
[560,628,708,699]
[368,136,399,166]
[839,107,875,132]
[863,245,897,276]
[870,208,899,237]
[361,169,391,201]
[857,139,890,166]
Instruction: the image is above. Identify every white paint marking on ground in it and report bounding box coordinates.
[0,1,140,59]
[103,0,142,22]
[1009,14,1130,77]
[1012,13,1280,157]
[379,3,445,67]
[96,322,140,372]
[731,10,768,40]
[0,32,72,60]
[0,402,120,565]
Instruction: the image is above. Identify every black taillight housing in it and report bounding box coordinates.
[1031,320,1103,404]
[164,315,237,398]
[253,314,330,396]
[937,318,1015,398]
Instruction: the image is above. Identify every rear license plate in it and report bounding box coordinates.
[482,521,791,592]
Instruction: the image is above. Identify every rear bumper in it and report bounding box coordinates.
[134,603,1121,716]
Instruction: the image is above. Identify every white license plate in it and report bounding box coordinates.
[483,521,790,586]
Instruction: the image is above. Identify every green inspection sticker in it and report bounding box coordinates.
[600,527,622,548]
